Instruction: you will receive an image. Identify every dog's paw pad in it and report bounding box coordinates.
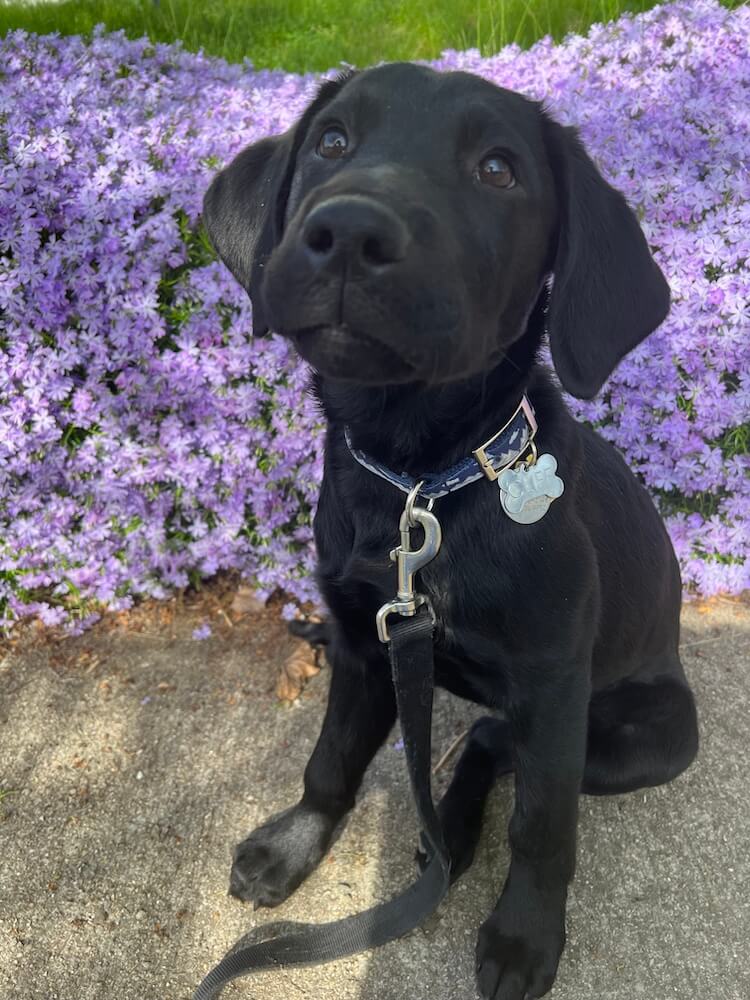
[229,841,291,907]
[228,805,334,909]
[476,912,563,1000]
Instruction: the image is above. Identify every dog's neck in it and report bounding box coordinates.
[312,302,551,476]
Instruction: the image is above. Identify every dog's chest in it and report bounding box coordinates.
[334,525,520,643]
[335,549,514,704]
[320,468,561,683]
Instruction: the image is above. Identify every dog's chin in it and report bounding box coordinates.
[286,324,419,384]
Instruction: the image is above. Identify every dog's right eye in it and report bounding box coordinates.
[317,127,349,159]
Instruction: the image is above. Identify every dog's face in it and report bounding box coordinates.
[261,66,557,386]
[204,64,670,399]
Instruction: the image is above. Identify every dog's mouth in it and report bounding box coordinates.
[287,324,418,383]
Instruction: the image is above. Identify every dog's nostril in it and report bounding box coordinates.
[362,236,391,266]
[306,225,334,255]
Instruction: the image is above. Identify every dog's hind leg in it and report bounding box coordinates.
[582,670,699,795]
[419,671,698,879]
[418,717,513,882]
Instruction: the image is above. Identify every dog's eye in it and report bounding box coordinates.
[318,127,349,159]
[476,154,515,189]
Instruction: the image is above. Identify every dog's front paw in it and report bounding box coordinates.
[475,900,565,1000]
[229,803,335,908]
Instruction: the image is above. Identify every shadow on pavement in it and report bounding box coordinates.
[1,601,748,1000]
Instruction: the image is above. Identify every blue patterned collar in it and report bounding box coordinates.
[344,394,538,500]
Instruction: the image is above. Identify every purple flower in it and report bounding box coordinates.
[192,622,212,640]
[0,1,748,633]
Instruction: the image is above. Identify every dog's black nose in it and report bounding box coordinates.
[301,196,410,271]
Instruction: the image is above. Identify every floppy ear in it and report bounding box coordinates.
[202,74,353,335]
[542,119,671,399]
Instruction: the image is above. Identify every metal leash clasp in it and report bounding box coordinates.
[376,482,442,643]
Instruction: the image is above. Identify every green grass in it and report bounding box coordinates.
[0,0,708,72]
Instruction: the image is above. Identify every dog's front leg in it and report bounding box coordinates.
[230,640,396,908]
[476,668,589,1000]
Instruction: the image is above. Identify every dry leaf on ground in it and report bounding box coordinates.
[231,586,265,616]
[276,641,322,702]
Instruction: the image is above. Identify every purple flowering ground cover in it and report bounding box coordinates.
[0,1,748,632]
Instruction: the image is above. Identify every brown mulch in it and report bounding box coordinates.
[0,572,327,702]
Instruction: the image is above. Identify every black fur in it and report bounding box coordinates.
[203,64,698,999]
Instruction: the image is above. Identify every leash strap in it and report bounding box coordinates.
[192,605,450,999]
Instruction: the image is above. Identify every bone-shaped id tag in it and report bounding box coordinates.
[497,452,564,524]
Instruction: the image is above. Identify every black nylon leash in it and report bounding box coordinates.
[192,605,450,1000]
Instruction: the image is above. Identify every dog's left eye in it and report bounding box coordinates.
[318,127,349,159]
[476,154,516,189]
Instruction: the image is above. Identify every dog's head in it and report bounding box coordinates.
[203,63,669,399]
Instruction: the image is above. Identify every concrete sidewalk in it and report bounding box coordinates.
[1,596,748,1000]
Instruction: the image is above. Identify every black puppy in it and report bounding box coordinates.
[203,64,699,999]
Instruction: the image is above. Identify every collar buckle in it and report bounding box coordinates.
[472,395,538,482]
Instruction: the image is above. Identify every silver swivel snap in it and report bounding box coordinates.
[376,482,442,643]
